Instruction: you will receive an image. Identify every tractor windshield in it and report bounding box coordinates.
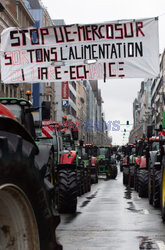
[98,147,109,156]
[5,104,22,122]
[151,141,159,151]
[131,147,136,154]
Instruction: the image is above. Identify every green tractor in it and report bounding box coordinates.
[97,145,118,179]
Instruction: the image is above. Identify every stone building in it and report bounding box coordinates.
[25,0,55,120]
[76,80,87,141]
[129,79,152,143]
[0,0,35,99]
[151,50,165,131]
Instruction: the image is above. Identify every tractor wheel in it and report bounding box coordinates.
[86,170,91,192]
[80,168,85,195]
[123,167,128,185]
[138,169,148,198]
[148,168,153,205]
[95,171,98,183]
[123,173,128,185]
[161,156,165,221]
[84,169,91,192]
[77,169,82,196]
[91,167,98,184]
[134,167,139,191]
[57,168,78,213]
[110,165,118,179]
[153,170,161,208]
[0,134,61,250]
[91,174,98,184]
[129,166,134,187]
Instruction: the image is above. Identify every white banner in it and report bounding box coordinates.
[1,17,159,83]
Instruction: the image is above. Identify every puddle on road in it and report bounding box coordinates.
[80,191,98,208]
[126,201,144,214]
[80,200,90,208]
[138,236,157,249]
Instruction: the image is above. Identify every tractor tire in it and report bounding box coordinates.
[91,171,98,184]
[148,168,153,205]
[161,156,165,221]
[80,168,85,195]
[153,170,161,208]
[134,167,139,191]
[84,169,91,193]
[77,169,82,196]
[110,165,118,179]
[0,134,61,250]
[85,169,91,192]
[123,173,128,185]
[57,168,78,213]
[138,169,148,198]
[123,167,129,185]
[129,166,135,188]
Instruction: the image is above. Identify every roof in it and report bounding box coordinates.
[26,0,42,9]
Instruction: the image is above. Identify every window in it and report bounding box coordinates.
[6,85,8,97]
[10,87,12,97]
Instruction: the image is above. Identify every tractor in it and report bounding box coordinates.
[122,144,136,187]
[147,136,162,208]
[84,144,98,184]
[133,139,148,197]
[0,100,62,250]
[97,145,118,179]
[42,118,79,213]
[76,143,98,196]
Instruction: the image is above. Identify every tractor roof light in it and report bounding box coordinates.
[26,90,31,95]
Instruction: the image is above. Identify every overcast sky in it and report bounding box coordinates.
[42,0,165,145]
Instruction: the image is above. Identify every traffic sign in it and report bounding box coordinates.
[62,100,69,106]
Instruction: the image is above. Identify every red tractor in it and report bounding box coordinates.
[42,118,79,213]
[0,103,62,250]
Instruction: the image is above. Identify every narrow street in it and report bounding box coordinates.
[57,166,165,250]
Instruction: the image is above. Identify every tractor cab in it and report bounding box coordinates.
[0,97,37,139]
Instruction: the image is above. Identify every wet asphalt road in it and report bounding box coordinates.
[56,166,165,250]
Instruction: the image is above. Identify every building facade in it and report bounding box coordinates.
[151,50,165,131]
[0,0,35,99]
[129,79,152,143]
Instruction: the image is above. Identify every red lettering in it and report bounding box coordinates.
[136,22,145,37]
[5,52,12,65]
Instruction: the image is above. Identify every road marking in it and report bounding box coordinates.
[156,241,165,249]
